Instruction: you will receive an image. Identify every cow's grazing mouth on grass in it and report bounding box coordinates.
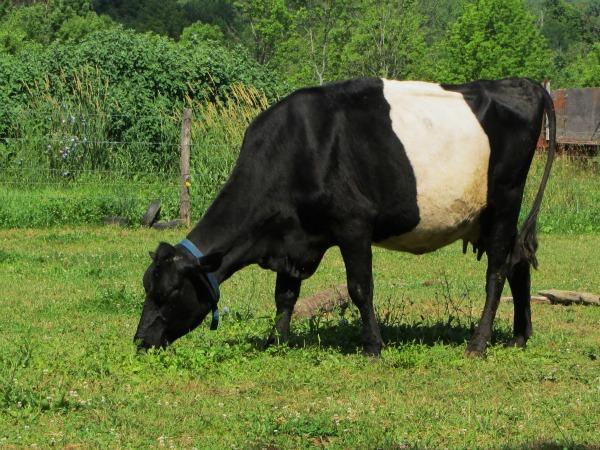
[134,78,556,357]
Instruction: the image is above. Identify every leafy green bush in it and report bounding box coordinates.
[0,26,284,175]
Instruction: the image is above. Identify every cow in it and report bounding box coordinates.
[134,77,556,357]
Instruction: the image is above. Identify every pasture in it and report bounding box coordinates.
[1,227,599,448]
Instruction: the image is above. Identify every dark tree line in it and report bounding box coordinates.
[1,0,598,88]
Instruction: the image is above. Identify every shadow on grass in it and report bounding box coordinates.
[229,318,513,355]
[502,442,600,450]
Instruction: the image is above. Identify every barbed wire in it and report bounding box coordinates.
[0,138,220,148]
[4,109,182,120]
[0,166,180,175]
[0,137,183,146]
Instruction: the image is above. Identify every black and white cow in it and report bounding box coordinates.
[134,77,556,357]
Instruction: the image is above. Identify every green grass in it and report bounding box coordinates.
[1,227,599,448]
[0,175,181,228]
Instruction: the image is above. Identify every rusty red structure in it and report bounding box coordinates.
[539,87,600,148]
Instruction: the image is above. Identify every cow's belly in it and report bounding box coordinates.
[376,201,484,254]
[375,80,491,254]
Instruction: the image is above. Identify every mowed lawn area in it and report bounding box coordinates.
[1,227,599,449]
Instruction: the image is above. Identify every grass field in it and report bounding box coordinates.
[1,227,599,448]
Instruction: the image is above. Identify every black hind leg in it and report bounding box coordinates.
[339,239,383,356]
[506,260,532,348]
[267,273,301,346]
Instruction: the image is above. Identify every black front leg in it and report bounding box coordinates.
[466,223,513,357]
[340,240,382,356]
[267,273,301,345]
[466,269,507,357]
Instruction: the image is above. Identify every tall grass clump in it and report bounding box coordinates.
[188,83,270,216]
[2,66,182,178]
[521,151,600,233]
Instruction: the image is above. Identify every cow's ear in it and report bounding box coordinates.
[198,253,223,273]
[149,251,156,260]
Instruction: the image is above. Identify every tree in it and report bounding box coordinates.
[234,0,292,65]
[57,11,116,42]
[439,0,551,83]
[338,0,427,80]
[180,21,226,46]
[581,1,600,46]
[580,42,600,86]
[559,41,600,87]
[178,0,236,29]
[48,0,93,32]
[282,0,350,85]
[0,3,53,49]
[92,0,187,37]
[418,0,467,43]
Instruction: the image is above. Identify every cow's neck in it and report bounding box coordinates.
[184,184,274,283]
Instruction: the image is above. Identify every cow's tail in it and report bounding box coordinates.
[510,83,556,270]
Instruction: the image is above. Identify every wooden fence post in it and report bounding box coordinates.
[180,108,192,227]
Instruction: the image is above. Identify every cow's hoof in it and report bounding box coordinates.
[465,340,486,358]
[464,348,485,358]
[263,336,275,349]
[264,331,290,349]
[505,336,527,348]
[362,342,383,357]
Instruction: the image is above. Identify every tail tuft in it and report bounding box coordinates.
[511,215,539,269]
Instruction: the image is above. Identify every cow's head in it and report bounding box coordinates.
[134,242,222,350]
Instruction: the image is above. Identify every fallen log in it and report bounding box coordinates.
[538,290,600,306]
[501,290,600,306]
[293,285,350,319]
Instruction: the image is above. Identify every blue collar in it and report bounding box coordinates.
[178,238,220,330]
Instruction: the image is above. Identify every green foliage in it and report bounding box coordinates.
[0,84,268,228]
[338,0,428,80]
[418,0,468,43]
[540,0,585,52]
[438,0,551,83]
[178,0,236,29]
[274,0,349,86]
[234,0,293,65]
[558,41,600,87]
[47,0,93,31]
[0,0,95,50]
[57,11,116,42]
[92,0,187,37]
[180,21,226,46]
[0,3,52,50]
[268,0,431,86]
[580,42,600,86]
